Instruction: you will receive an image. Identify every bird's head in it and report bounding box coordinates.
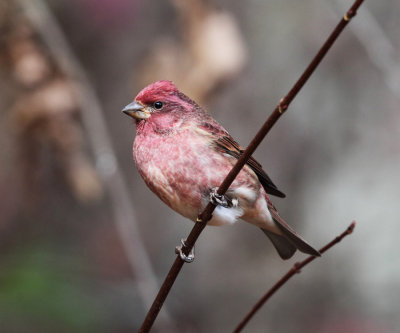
[122,80,197,124]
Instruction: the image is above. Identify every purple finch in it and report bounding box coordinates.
[123,80,319,259]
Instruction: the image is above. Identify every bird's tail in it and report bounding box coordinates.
[262,229,297,259]
[262,203,320,260]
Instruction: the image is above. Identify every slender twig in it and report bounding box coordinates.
[233,221,356,333]
[139,1,364,332]
[15,0,175,329]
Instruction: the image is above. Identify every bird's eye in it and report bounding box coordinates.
[153,101,163,109]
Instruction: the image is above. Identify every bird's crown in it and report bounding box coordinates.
[135,80,179,105]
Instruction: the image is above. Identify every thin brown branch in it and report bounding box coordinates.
[139,1,364,332]
[233,221,356,333]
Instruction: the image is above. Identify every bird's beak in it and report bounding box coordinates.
[122,101,150,120]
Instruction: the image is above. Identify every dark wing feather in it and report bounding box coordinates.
[267,202,320,256]
[211,131,286,198]
[260,228,296,259]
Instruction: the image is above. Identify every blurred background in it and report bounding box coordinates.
[0,0,399,332]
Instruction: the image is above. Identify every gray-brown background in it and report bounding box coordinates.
[0,0,399,332]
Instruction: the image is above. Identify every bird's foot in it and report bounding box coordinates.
[175,238,195,263]
[209,188,238,208]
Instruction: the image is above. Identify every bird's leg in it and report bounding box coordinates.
[209,188,238,208]
[175,238,195,263]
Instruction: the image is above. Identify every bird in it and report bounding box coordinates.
[122,80,319,259]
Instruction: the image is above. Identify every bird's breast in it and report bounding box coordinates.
[133,130,214,219]
[133,129,263,223]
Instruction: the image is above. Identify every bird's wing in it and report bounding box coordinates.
[198,121,286,198]
[214,135,286,198]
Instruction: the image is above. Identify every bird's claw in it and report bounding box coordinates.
[209,188,238,208]
[175,238,195,263]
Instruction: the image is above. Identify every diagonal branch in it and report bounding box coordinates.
[139,1,364,332]
[233,221,356,333]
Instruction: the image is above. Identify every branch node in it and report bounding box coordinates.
[278,98,288,114]
[344,9,356,22]
[293,262,302,273]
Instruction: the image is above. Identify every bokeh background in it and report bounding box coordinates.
[0,0,399,332]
